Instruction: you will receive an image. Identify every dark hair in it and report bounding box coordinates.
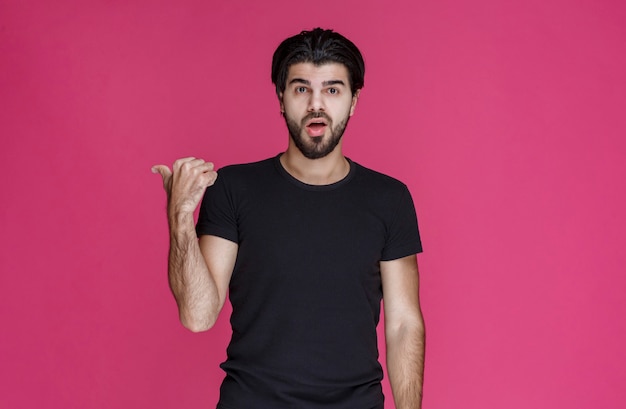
[271,28,365,96]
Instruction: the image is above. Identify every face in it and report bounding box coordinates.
[280,62,359,159]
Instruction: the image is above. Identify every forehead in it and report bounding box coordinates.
[286,62,350,84]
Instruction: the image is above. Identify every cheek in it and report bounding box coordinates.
[335,100,355,119]
[282,97,306,114]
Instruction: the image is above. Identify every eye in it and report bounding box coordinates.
[328,88,338,95]
[296,86,308,94]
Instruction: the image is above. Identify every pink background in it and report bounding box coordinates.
[1,0,625,408]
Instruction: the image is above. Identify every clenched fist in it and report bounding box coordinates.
[152,157,218,215]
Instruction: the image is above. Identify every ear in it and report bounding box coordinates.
[349,89,361,117]
[278,92,285,114]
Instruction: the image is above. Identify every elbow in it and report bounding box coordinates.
[386,313,425,342]
[173,292,224,332]
[182,320,211,333]
[180,311,218,333]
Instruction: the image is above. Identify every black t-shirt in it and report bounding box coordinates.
[196,155,422,409]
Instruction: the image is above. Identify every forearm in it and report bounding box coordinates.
[168,212,220,332]
[386,319,425,409]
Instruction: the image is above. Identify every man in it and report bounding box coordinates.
[153,28,425,409]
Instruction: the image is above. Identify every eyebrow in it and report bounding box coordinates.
[288,78,346,87]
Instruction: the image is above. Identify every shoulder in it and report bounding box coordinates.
[351,160,409,193]
[218,156,275,176]
[215,156,277,184]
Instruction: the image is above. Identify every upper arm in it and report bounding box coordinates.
[198,235,238,311]
[381,254,423,330]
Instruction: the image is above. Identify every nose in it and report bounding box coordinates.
[307,90,325,112]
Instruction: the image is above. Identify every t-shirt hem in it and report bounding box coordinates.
[216,395,384,409]
[196,225,238,244]
[380,244,423,261]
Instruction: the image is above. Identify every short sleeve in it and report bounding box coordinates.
[195,171,239,243]
[380,186,422,261]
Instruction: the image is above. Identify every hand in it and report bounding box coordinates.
[152,157,218,215]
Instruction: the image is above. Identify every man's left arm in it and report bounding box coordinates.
[381,254,425,409]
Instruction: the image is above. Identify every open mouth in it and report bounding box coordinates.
[305,118,329,137]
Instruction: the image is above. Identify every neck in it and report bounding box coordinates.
[280,145,349,185]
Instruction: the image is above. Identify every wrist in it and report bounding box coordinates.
[168,210,195,231]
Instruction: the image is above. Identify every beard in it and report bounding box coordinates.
[285,111,350,159]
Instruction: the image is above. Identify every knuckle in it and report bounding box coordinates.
[174,157,195,168]
[181,162,193,172]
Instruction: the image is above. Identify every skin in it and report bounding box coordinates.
[152,61,425,408]
[279,62,359,185]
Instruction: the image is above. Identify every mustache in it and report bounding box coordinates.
[302,111,332,124]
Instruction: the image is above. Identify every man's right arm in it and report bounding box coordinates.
[168,215,237,332]
[153,157,237,332]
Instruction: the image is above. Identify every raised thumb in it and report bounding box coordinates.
[151,165,172,180]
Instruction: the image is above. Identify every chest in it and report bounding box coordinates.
[236,186,388,264]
